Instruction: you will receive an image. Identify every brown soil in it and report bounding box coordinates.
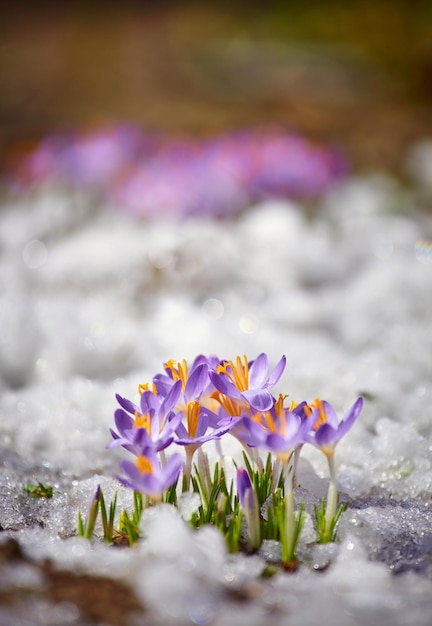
[0,537,145,626]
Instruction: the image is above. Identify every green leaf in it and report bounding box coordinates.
[24,481,53,499]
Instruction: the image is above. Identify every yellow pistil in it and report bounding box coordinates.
[136,455,153,475]
[186,401,201,438]
[164,359,189,392]
[134,410,151,434]
[216,355,249,391]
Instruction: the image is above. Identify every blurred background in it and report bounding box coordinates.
[1,0,431,178]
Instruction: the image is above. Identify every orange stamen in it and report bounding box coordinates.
[253,393,287,434]
[288,399,299,411]
[138,382,157,395]
[187,401,201,438]
[211,391,244,417]
[134,410,151,434]
[216,355,249,391]
[164,359,189,392]
[313,398,327,430]
[305,398,327,430]
[136,455,153,475]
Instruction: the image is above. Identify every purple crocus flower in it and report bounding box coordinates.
[239,395,314,463]
[173,400,230,489]
[153,356,212,402]
[107,379,183,454]
[174,401,229,452]
[305,397,363,456]
[117,446,183,501]
[304,396,363,538]
[209,353,286,412]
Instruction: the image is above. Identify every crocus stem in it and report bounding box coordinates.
[197,448,212,504]
[183,448,195,492]
[215,438,224,465]
[271,457,281,492]
[283,459,296,562]
[249,446,263,472]
[324,452,338,536]
[292,444,303,488]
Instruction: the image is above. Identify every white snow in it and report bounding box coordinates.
[1,152,432,625]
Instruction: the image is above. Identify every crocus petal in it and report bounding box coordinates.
[241,388,274,411]
[292,401,309,419]
[132,427,153,448]
[120,459,142,482]
[106,433,136,454]
[155,437,174,453]
[164,410,183,433]
[160,378,182,414]
[162,453,183,486]
[184,363,209,401]
[116,475,135,490]
[140,474,161,494]
[337,396,364,439]
[283,413,304,441]
[114,408,135,434]
[116,393,137,415]
[175,421,189,440]
[108,428,120,442]
[140,391,156,414]
[211,424,232,439]
[265,355,286,388]
[315,423,338,447]
[299,410,318,437]
[190,354,210,369]
[200,407,223,428]
[152,375,173,397]
[195,354,220,369]
[248,353,269,388]
[321,401,339,428]
[239,417,269,446]
[117,448,182,497]
[266,432,294,452]
[208,371,242,399]
[236,468,253,507]
[195,411,209,438]
[175,425,229,447]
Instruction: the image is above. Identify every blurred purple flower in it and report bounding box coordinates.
[63,124,144,186]
[10,124,347,215]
